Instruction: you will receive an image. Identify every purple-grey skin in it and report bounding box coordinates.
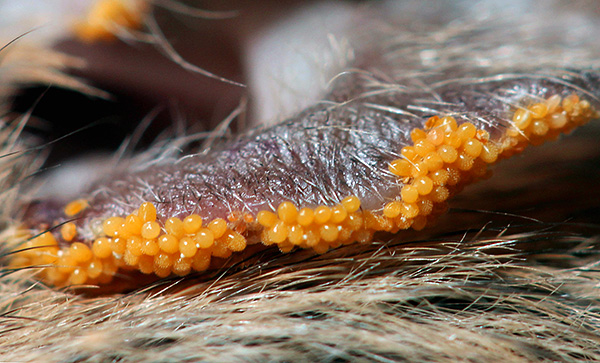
[24,1,600,247]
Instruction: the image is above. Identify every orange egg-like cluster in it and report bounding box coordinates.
[74,0,148,42]
[9,93,598,287]
[63,199,89,217]
[257,196,369,254]
[11,202,248,286]
[386,115,499,232]
[501,94,598,157]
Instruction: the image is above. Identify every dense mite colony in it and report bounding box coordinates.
[74,0,147,42]
[10,93,598,286]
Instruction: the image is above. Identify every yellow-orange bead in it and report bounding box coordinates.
[173,257,192,276]
[401,146,418,161]
[338,227,352,242]
[183,214,203,234]
[320,224,339,242]
[341,196,361,213]
[426,128,445,146]
[414,176,434,195]
[439,116,458,132]
[431,186,450,202]
[530,103,548,119]
[383,201,402,218]
[47,268,69,284]
[154,253,174,270]
[57,252,76,274]
[70,242,93,263]
[313,243,329,255]
[418,199,433,215]
[476,130,490,142]
[110,237,126,255]
[400,203,419,218]
[87,259,103,279]
[92,237,112,259]
[548,112,568,129]
[389,159,412,177]
[179,236,197,258]
[463,139,483,158]
[411,216,428,231]
[138,255,154,274]
[257,211,278,228]
[141,239,160,256]
[127,236,143,256]
[346,212,364,231]
[243,213,254,224]
[195,229,215,249]
[446,168,461,185]
[70,268,88,285]
[444,132,462,148]
[438,145,458,163]
[414,139,435,157]
[456,153,474,171]
[394,216,412,230]
[277,202,298,224]
[64,199,89,217]
[314,206,332,224]
[456,123,476,142]
[74,0,145,42]
[279,242,294,253]
[211,239,232,259]
[154,266,171,278]
[410,162,427,177]
[546,94,561,113]
[139,202,157,222]
[158,234,179,254]
[430,169,449,185]
[192,251,211,271]
[165,217,184,238]
[480,143,499,163]
[401,185,419,203]
[410,128,427,142]
[103,217,125,237]
[562,94,579,113]
[532,120,549,136]
[40,248,60,264]
[268,221,288,244]
[123,250,140,266]
[103,259,118,275]
[297,208,315,226]
[512,108,532,130]
[60,222,77,242]
[288,225,304,245]
[423,152,443,171]
[208,219,227,239]
[33,232,58,247]
[140,221,160,240]
[353,230,372,244]
[425,116,440,129]
[125,214,143,235]
[225,231,246,252]
[330,205,348,223]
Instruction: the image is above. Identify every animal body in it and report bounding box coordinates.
[1,1,600,361]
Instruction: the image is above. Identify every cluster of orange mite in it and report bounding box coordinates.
[74,0,148,42]
[10,200,248,286]
[9,93,598,286]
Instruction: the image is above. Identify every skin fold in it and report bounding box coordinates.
[1,0,600,361]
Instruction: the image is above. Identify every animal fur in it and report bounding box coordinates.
[1,1,600,361]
